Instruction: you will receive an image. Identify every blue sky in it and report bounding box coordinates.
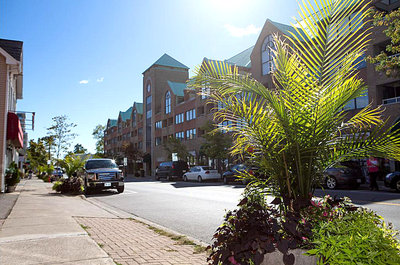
[1,0,299,154]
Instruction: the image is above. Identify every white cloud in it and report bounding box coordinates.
[79,80,89,84]
[224,24,261,37]
[96,77,104,83]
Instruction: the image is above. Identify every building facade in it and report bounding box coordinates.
[105,0,400,175]
[0,38,24,192]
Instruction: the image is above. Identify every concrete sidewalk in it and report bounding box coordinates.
[0,178,116,265]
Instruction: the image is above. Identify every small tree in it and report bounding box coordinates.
[59,155,87,178]
[47,115,77,159]
[200,120,232,172]
[73,144,87,154]
[27,139,48,171]
[163,137,190,161]
[368,8,400,77]
[92,124,105,157]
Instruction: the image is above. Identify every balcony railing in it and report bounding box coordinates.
[382,96,400,105]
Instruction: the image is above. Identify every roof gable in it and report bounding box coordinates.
[0,38,23,61]
[143,53,189,74]
[120,107,133,122]
[133,102,143,114]
[107,119,117,128]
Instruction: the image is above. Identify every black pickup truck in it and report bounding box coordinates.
[83,159,124,194]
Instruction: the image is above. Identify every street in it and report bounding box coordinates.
[86,178,400,244]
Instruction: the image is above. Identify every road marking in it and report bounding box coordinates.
[354,200,400,206]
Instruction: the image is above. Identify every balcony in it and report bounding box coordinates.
[382,96,400,105]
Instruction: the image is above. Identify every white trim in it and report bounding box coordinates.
[0,47,19,65]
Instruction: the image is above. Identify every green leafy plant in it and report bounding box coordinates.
[52,177,84,194]
[5,162,20,187]
[307,208,400,265]
[190,0,400,206]
[59,154,86,178]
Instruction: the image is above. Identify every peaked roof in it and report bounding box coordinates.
[0,38,23,61]
[167,81,186,97]
[133,102,143,114]
[225,46,254,68]
[108,119,117,128]
[120,107,133,122]
[143,53,189,73]
[267,19,306,41]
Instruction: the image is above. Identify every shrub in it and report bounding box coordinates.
[5,162,20,186]
[307,208,400,265]
[52,177,84,194]
[208,188,315,265]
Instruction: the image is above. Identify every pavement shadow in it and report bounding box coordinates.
[85,190,119,198]
[170,181,245,189]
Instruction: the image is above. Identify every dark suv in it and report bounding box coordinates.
[155,161,189,181]
[222,164,258,184]
[384,172,400,192]
[83,159,124,194]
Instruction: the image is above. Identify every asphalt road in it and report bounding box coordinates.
[86,178,400,244]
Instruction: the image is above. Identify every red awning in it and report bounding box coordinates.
[6,112,23,148]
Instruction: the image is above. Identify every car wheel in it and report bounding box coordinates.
[326,176,337,189]
[198,176,202,183]
[166,175,171,181]
[395,179,400,192]
[155,175,160,181]
[84,185,91,195]
[117,186,124,193]
[223,177,228,184]
[183,175,188,182]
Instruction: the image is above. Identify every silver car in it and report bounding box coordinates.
[183,166,221,182]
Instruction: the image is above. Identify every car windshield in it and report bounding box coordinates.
[201,166,212,170]
[86,160,118,170]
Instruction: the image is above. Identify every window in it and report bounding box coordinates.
[146,95,152,104]
[175,131,184,140]
[138,141,143,149]
[146,110,152,119]
[382,84,400,105]
[186,128,196,140]
[201,86,210,99]
[186,109,196,121]
[165,91,171,114]
[132,110,137,127]
[155,137,162,146]
[261,35,275,75]
[175,113,184,124]
[344,93,369,110]
[155,121,162,129]
[138,128,143,136]
[147,83,151,93]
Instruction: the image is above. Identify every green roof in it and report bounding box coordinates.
[108,119,117,128]
[143,53,189,73]
[133,102,143,114]
[267,19,306,41]
[167,81,186,97]
[120,107,133,122]
[225,46,254,68]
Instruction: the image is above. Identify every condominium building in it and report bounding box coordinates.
[105,0,400,175]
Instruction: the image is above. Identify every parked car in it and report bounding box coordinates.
[183,166,221,182]
[384,171,400,192]
[222,164,257,184]
[322,162,365,189]
[155,160,189,181]
[50,167,65,182]
[82,159,124,194]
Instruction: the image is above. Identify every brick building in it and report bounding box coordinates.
[0,38,24,192]
[105,0,400,175]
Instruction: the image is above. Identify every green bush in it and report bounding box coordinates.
[5,162,20,186]
[52,180,63,192]
[307,208,400,265]
[52,177,84,194]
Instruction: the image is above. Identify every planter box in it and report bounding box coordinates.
[6,185,17,193]
[261,249,317,265]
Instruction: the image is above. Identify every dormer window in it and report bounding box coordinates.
[165,91,171,114]
[261,35,274,75]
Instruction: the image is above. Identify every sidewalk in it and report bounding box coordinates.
[0,178,208,265]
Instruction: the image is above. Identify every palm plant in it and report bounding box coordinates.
[60,155,87,178]
[191,0,400,205]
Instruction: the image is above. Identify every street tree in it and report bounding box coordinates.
[47,115,77,159]
[26,139,48,170]
[200,120,232,172]
[40,135,55,161]
[163,137,190,161]
[92,124,105,157]
[73,143,87,154]
[367,8,400,77]
[122,142,143,173]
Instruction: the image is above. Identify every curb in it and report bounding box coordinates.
[80,194,210,248]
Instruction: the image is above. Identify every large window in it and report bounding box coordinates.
[146,110,152,119]
[132,110,137,127]
[382,84,400,105]
[165,91,171,114]
[344,93,369,110]
[155,121,162,129]
[155,137,162,146]
[146,95,152,104]
[175,131,184,140]
[175,113,184,124]
[186,109,196,121]
[186,128,196,140]
[261,35,274,75]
